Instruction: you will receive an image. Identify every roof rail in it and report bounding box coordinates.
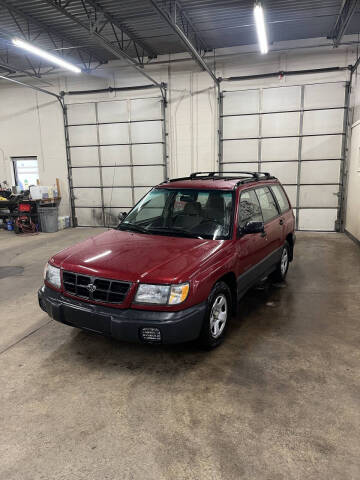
[166,171,276,185]
[189,171,217,178]
[189,171,272,179]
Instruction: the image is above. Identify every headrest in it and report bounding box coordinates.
[184,201,201,215]
[206,193,225,210]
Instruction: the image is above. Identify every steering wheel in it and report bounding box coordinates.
[200,217,222,226]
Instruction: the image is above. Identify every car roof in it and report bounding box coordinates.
[156,172,279,191]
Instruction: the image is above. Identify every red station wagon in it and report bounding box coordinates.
[39,171,295,348]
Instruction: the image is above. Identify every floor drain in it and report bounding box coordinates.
[0,266,24,279]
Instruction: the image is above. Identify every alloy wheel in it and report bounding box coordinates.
[209,294,228,338]
[280,248,289,276]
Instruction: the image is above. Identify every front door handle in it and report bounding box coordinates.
[279,218,284,226]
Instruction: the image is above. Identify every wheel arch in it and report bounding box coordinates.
[286,233,294,261]
[215,272,237,315]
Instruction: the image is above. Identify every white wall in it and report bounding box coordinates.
[345,65,360,241]
[0,80,70,216]
[0,38,358,220]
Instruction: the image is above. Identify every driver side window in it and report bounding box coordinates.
[238,189,263,228]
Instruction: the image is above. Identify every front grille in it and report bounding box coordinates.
[62,271,131,304]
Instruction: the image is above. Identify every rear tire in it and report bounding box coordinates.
[198,281,231,349]
[271,241,290,282]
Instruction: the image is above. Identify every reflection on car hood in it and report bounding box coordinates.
[51,229,224,283]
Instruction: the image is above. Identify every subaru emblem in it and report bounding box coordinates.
[87,283,96,293]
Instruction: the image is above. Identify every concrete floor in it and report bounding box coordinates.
[0,228,359,480]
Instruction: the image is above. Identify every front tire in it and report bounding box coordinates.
[271,241,290,282]
[198,281,231,349]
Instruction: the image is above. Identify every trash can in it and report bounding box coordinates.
[38,206,58,233]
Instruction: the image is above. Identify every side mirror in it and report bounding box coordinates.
[240,221,265,235]
[118,211,127,222]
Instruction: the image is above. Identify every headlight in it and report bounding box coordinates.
[44,263,61,289]
[135,282,189,305]
[135,284,170,304]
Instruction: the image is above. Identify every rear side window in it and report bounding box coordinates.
[271,184,291,213]
[238,189,263,228]
[255,187,279,223]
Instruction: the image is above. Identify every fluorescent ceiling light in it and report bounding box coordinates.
[254,3,268,54]
[12,38,81,73]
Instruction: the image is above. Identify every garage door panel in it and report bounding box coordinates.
[282,185,297,206]
[262,137,299,161]
[133,166,164,186]
[99,124,129,145]
[304,83,345,109]
[262,112,300,137]
[67,103,96,125]
[70,146,98,167]
[302,134,343,159]
[222,116,259,139]
[223,139,258,163]
[130,98,162,121]
[104,208,131,227]
[303,109,344,135]
[66,96,165,227]
[262,86,301,112]
[75,208,104,227]
[68,125,97,146]
[301,160,341,184]
[299,185,339,207]
[260,162,298,184]
[222,162,258,173]
[97,100,128,122]
[132,144,164,165]
[223,90,259,115]
[73,188,102,207]
[134,187,151,203]
[72,167,100,187]
[101,166,132,187]
[131,121,163,143]
[220,83,346,232]
[298,209,337,230]
[103,188,132,207]
[100,145,131,166]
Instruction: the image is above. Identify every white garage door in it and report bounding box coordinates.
[220,82,349,231]
[65,96,166,227]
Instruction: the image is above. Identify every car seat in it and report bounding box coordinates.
[173,201,202,229]
[204,193,225,224]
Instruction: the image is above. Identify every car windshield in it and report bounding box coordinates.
[118,188,234,240]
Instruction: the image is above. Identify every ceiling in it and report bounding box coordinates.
[0,0,359,78]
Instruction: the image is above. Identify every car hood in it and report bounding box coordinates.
[51,229,224,284]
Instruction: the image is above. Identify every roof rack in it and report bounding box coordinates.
[167,171,276,186]
[189,171,272,180]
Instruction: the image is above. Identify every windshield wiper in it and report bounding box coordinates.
[117,223,149,234]
[147,226,203,239]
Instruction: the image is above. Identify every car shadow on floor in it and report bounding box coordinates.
[45,279,290,379]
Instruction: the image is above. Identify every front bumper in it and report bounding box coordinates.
[38,285,206,344]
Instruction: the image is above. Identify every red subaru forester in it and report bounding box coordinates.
[39,172,295,348]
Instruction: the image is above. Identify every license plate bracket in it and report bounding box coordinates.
[62,304,111,335]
